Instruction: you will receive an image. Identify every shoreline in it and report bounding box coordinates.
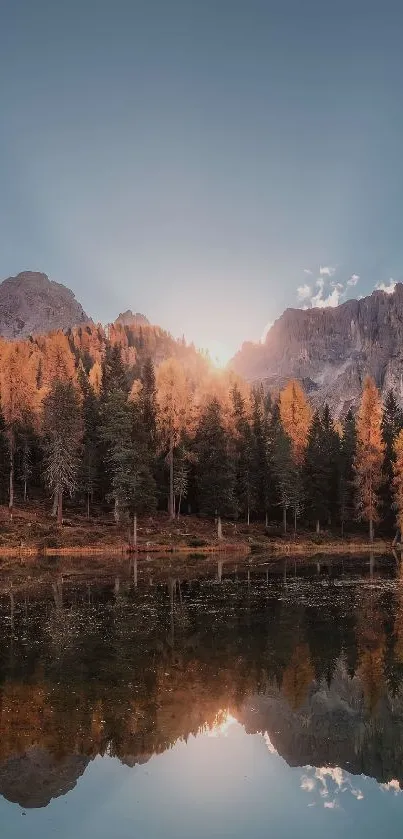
[0,538,394,559]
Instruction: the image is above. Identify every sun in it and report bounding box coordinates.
[206,339,232,369]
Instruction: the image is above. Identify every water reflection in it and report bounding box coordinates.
[0,553,402,828]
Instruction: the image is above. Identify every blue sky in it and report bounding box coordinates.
[1,1,403,360]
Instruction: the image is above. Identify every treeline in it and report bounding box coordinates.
[1,323,403,542]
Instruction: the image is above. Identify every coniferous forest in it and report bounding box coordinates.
[1,319,403,544]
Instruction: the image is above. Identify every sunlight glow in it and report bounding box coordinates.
[208,710,238,737]
[205,340,232,369]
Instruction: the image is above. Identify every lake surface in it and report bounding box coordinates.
[1,553,403,837]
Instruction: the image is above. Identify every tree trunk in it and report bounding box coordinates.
[316,519,320,535]
[369,518,374,543]
[52,491,58,517]
[57,489,63,525]
[132,512,137,548]
[283,505,287,535]
[265,511,268,529]
[341,518,344,539]
[114,497,120,524]
[9,444,14,520]
[23,479,27,503]
[177,492,182,519]
[294,507,297,536]
[87,492,90,520]
[169,442,175,519]
[247,506,250,526]
[217,515,223,540]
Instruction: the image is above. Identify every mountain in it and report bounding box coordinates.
[231,284,403,416]
[0,271,89,338]
[115,309,150,327]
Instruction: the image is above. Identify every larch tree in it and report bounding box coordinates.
[42,380,83,524]
[354,376,385,542]
[1,343,38,517]
[156,357,191,519]
[279,379,312,465]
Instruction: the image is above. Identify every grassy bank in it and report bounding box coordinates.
[0,503,394,558]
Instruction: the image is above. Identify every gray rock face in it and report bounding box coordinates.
[115,309,149,327]
[231,285,403,416]
[0,747,90,808]
[0,271,89,338]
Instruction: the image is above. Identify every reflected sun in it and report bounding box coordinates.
[208,710,238,737]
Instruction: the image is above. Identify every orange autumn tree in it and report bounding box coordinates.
[156,357,193,518]
[0,342,38,516]
[393,429,403,537]
[279,379,312,464]
[354,376,385,542]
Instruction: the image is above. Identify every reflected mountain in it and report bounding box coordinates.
[0,555,402,808]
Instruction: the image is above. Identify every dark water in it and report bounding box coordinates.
[1,553,403,837]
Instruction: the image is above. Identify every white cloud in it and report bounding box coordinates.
[375,278,396,295]
[261,320,273,342]
[319,265,336,277]
[347,273,360,286]
[303,268,313,275]
[310,278,345,308]
[297,283,312,301]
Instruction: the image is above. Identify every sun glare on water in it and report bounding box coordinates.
[208,710,238,737]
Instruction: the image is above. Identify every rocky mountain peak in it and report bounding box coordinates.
[0,271,89,339]
[231,284,403,416]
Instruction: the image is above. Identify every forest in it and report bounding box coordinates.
[0,318,402,544]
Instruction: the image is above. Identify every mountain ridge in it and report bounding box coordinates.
[231,283,403,415]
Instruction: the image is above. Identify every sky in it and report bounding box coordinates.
[1,1,403,364]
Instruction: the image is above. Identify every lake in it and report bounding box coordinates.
[1,552,403,838]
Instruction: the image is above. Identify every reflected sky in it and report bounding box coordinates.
[1,554,403,837]
[1,718,403,839]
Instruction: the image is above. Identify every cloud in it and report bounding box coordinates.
[310,277,345,308]
[347,273,360,286]
[375,278,396,295]
[261,320,273,342]
[303,268,313,275]
[297,283,312,301]
[319,265,336,277]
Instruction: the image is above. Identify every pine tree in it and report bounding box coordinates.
[156,358,191,519]
[78,367,101,518]
[101,344,128,395]
[279,379,312,465]
[355,376,385,542]
[251,386,273,525]
[303,408,339,534]
[231,384,255,524]
[140,357,158,454]
[42,381,83,524]
[272,425,301,535]
[339,409,357,536]
[381,389,403,529]
[195,398,235,537]
[99,391,156,538]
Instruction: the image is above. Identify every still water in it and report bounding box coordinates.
[1,553,403,837]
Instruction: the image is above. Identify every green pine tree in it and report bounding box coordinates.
[231,384,255,524]
[195,398,236,538]
[339,409,357,536]
[43,380,83,524]
[381,389,403,530]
